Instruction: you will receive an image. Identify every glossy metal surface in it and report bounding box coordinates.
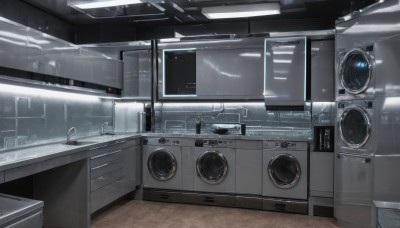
[113,101,144,134]
[0,194,43,227]
[154,102,312,140]
[0,83,113,151]
[335,100,375,228]
[311,40,335,102]
[264,36,307,107]
[0,16,122,89]
[123,50,152,99]
[236,141,263,196]
[158,37,265,100]
[335,0,400,100]
[196,47,263,99]
[262,141,308,200]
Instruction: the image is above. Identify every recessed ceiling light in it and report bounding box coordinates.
[202,3,280,19]
[74,0,143,9]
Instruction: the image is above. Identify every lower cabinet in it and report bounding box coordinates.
[90,144,140,213]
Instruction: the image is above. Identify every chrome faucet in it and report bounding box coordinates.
[67,127,77,144]
[101,122,111,135]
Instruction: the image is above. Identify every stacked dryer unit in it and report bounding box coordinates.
[335,1,400,227]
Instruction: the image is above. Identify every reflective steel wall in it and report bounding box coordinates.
[0,83,113,151]
[154,102,312,140]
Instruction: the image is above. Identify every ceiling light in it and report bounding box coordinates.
[74,0,143,9]
[202,3,280,19]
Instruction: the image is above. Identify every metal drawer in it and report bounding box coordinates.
[89,139,140,158]
[90,149,123,169]
[90,159,123,180]
[91,179,125,213]
[91,168,124,192]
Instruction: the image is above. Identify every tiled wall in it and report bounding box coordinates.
[0,83,113,151]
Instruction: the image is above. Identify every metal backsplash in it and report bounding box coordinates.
[154,102,313,140]
[0,83,113,151]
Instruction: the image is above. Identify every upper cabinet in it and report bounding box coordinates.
[311,40,334,102]
[123,50,152,99]
[158,37,264,100]
[264,37,308,108]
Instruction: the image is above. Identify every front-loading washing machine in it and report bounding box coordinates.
[143,137,194,190]
[335,100,375,228]
[262,141,308,214]
[193,139,236,194]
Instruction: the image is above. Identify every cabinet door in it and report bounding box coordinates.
[310,152,333,197]
[196,48,264,99]
[236,149,262,195]
[90,146,139,213]
[122,146,140,195]
[335,153,373,227]
[311,40,334,102]
[123,50,151,99]
[264,37,307,106]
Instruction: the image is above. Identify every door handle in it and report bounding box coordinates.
[337,153,371,163]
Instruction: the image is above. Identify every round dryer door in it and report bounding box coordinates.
[148,149,177,181]
[196,151,228,184]
[339,105,371,148]
[268,154,301,189]
[339,49,372,94]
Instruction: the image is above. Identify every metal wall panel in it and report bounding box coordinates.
[0,84,113,151]
[114,101,144,134]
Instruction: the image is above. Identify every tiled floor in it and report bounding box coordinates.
[92,199,338,228]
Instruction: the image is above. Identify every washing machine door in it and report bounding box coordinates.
[339,48,372,94]
[339,105,371,148]
[148,149,177,181]
[268,154,301,189]
[196,151,228,184]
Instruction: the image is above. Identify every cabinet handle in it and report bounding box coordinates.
[91,150,122,160]
[337,153,371,163]
[91,163,109,170]
[89,145,109,151]
[113,140,127,145]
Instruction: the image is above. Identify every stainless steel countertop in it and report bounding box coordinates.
[0,133,141,172]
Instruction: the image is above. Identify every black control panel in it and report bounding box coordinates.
[195,139,234,148]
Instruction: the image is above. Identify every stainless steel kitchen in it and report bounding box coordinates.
[0,0,398,227]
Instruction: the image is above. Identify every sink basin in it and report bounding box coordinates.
[65,141,97,146]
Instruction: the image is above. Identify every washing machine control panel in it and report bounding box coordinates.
[263,141,307,151]
[199,139,234,148]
